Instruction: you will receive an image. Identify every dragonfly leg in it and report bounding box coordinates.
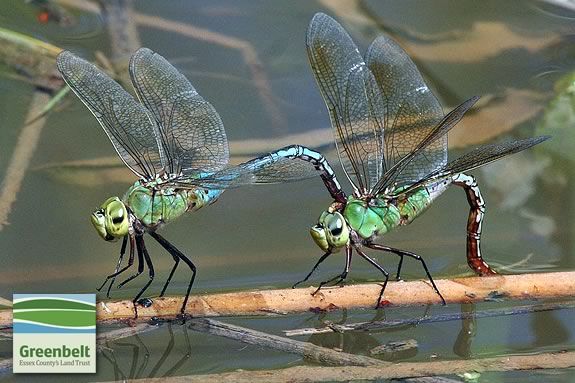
[149,231,197,315]
[132,235,155,318]
[312,245,352,295]
[292,251,332,288]
[117,235,145,289]
[452,173,497,276]
[365,242,446,305]
[97,236,136,298]
[353,246,389,308]
[159,252,180,297]
[97,235,127,293]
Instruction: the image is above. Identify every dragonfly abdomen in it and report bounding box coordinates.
[124,182,221,227]
[396,178,451,226]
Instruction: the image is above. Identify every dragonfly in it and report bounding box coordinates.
[56,48,344,317]
[293,13,549,305]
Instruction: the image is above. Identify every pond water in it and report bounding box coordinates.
[0,0,574,381]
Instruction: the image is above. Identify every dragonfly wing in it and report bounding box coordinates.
[307,13,386,194]
[343,64,386,192]
[129,48,229,176]
[57,51,164,179]
[433,136,550,179]
[397,136,550,194]
[375,96,479,193]
[365,35,445,188]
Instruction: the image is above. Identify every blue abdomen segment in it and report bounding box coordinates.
[123,181,223,227]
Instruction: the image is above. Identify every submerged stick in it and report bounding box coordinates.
[284,300,575,336]
[188,318,386,367]
[110,350,575,382]
[0,271,573,325]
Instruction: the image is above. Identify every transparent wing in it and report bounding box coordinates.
[342,64,386,193]
[307,12,386,194]
[396,136,550,195]
[56,50,163,180]
[129,48,229,176]
[433,136,550,179]
[172,146,335,190]
[375,96,479,193]
[365,35,446,189]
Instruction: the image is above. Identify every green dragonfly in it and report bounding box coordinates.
[56,48,343,316]
[293,13,549,305]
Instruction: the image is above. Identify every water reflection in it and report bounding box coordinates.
[101,322,191,380]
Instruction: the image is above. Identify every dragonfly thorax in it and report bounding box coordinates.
[122,180,222,229]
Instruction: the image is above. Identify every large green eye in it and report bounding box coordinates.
[324,212,349,248]
[91,197,129,241]
[311,211,349,251]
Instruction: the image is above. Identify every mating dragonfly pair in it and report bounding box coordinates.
[56,13,548,317]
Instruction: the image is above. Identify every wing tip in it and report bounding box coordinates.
[55,50,76,72]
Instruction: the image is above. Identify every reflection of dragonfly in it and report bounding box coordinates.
[56,48,343,316]
[294,13,549,305]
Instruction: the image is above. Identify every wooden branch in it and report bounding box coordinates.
[0,271,573,326]
[188,318,386,367]
[284,300,575,336]
[107,350,575,382]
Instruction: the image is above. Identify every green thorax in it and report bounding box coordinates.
[123,180,218,227]
[343,186,433,240]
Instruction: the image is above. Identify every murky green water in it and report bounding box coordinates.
[1,0,574,381]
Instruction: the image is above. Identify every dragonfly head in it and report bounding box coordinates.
[310,210,349,252]
[91,197,129,242]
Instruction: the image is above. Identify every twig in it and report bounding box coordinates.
[98,0,141,87]
[0,271,573,326]
[284,300,575,336]
[103,350,575,382]
[0,92,53,229]
[188,318,386,367]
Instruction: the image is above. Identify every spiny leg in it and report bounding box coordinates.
[97,236,136,298]
[117,236,145,289]
[312,245,353,295]
[365,242,446,305]
[149,231,197,315]
[97,235,127,293]
[353,246,389,308]
[452,173,497,276]
[160,252,180,297]
[292,251,332,289]
[132,235,155,318]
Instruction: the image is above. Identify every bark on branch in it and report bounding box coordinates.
[0,271,573,326]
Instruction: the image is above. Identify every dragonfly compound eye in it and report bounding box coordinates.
[311,211,349,252]
[91,196,129,241]
[324,212,349,249]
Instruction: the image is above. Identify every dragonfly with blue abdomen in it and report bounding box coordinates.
[56,48,344,317]
[293,13,549,305]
